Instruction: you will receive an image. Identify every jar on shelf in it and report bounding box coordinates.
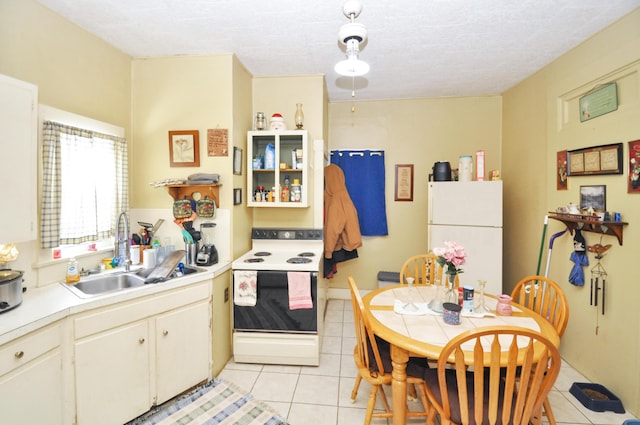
[254,112,267,131]
[290,179,302,202]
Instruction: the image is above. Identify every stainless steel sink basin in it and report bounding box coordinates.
[62,265,206,298]
[64,273,146,298]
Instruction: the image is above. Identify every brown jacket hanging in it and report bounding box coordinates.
[324,164,362,258]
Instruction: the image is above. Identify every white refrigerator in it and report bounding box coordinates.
[427,181,503,295]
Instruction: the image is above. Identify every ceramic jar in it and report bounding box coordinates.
[496,294,513,316]
[458,155,473,182]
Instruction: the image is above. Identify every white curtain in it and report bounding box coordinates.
[41,121,128,248]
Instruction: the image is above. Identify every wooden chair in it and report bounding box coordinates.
[399,253,460,287]
[424,326,561,425]
[347,276,430,425]
[511,276,569,337]
[511,275,569,425]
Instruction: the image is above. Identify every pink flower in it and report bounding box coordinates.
[433,240,466,275]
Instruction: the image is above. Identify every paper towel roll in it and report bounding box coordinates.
[143,248,156,269]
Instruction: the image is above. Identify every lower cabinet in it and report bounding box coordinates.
[73,282,212,425]
[0,323,64,424]
[75,320,151,425]
[155,300,210,404]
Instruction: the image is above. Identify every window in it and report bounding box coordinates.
[40,113,128,249]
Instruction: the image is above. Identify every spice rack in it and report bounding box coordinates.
[547,212,628,245]
[166,184,221,207]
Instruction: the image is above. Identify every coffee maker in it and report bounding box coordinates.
[196,222,218,266]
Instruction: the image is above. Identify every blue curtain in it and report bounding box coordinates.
[330,150,388,236]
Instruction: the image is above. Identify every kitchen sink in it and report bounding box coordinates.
[62,265,206,298]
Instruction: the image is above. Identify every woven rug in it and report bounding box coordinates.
[126,378,289,425]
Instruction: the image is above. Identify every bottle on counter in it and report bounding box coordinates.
[66,257,80,284]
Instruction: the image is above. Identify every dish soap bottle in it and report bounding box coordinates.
[66,257,80,284]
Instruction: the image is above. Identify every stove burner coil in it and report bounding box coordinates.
[244,258,264,263]
[297,252,315,257]
[254,251,272,256]
[287,257,312,264]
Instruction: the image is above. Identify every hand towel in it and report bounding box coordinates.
[234,270,257,306]
[287,271,313,310]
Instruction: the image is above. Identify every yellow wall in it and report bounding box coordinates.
[232,56,255,258]
[0,0,131,132]
[131,55,235,209]
[503,8,640,415]
[252,75,327,228]
[0,0,131,284]
[327,96,502,289]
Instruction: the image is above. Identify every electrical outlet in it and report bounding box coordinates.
[224,287,229,302]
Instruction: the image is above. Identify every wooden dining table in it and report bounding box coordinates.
[362,284,560,425]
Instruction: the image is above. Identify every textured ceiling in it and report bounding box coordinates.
[37,0,640,102]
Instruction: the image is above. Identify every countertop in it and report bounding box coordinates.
[0,261,231,345]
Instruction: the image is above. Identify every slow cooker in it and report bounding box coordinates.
[0,269,25,313]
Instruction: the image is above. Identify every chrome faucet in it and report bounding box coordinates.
[115,211,131,272]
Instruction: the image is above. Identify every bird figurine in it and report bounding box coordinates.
[587,243,612,259]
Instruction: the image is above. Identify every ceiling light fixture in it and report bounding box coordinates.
[335,0,369,78]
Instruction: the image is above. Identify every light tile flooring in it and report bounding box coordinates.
[218,299,638,425]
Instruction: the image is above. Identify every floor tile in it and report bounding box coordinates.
[251,372,299,403]
[294,375,340,406]
[288,403,338,425]
[216,369,260,393]
[301,353,341,376]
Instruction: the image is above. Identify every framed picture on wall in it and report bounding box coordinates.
[169,130,200,167]
[628,139,640,193]
[557,150,568,190]
[567,143,622,176]
[580,185,606,211]
[394,164,414,201]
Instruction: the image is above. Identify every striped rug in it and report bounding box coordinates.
[127,378,289,425]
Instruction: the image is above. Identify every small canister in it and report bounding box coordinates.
[458,155,473,182]
[254,112,266,130]
[462,286,474,312]
[443,302,462,325]
[496,294,513,316]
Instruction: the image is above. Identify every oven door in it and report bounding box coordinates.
[233,270,317,333]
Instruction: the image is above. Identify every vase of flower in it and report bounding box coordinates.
[429,241,467,313]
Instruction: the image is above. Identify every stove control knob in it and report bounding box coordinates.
[283,231,291,239]
[269,231,277,239]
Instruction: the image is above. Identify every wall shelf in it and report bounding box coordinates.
[548,212,628,245]
[166,184,221,207]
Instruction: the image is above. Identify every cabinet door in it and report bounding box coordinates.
[0,74,37,243]
[155,300,211,404]
[75,321,151,425]
[0,350,64,424]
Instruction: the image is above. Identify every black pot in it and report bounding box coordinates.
[433,161,452,181]
[0,269,25,313]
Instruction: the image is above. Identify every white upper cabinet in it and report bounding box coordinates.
[247,130,309,207]
[0,74,37,243]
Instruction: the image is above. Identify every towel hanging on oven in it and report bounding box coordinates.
[233,270,257,306]
[287,271,313,310]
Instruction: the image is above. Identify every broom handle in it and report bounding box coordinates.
[536,215,548,275]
